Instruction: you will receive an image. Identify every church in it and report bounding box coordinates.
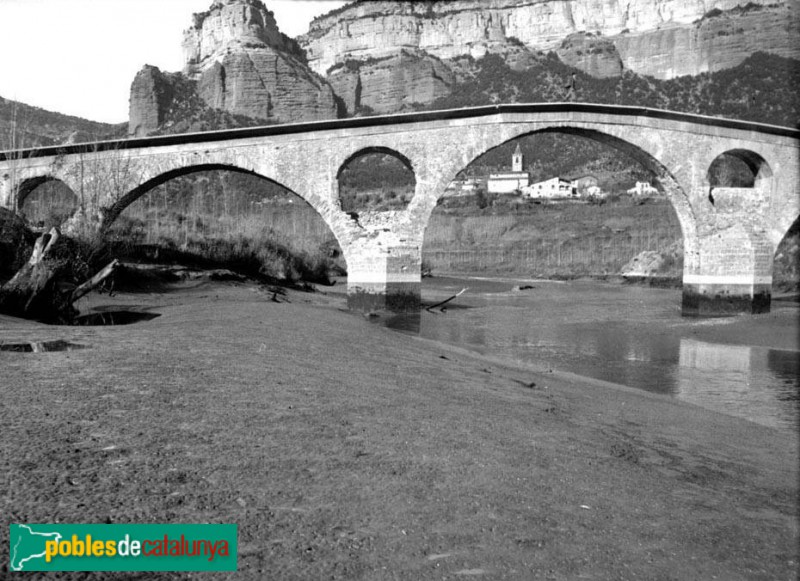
[487,144,530,194]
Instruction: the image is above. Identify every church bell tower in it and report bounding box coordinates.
[512,143,523,172]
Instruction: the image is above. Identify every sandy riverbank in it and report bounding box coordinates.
[1,277,797,579]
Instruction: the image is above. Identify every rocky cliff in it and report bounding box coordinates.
[616,2,800,77]
[129,66,179,137]
[182,0,300,76]
[556,33,623,78]
[129,0,799,135]
[129,0,336,135]
[327,49,455,115]
[301,0,799,80]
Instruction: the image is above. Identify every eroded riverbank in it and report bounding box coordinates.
[1,278,797,579]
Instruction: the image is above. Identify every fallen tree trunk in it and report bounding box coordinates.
[71,259,119,303]
[0,228,118,323]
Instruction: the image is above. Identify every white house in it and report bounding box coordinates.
[445,177,483,196]
[522,177,576,199]
[627,181,659,196]
[487,143,530,194]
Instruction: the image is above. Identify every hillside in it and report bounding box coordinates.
[0,96,122,149]
[425,51,800,128]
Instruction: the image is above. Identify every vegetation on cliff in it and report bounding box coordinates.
[0,96,122,149]
[426,52,800,128]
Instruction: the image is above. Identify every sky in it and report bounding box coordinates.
[0,0,348,124]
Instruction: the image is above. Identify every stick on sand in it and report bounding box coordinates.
[426,287,468,312]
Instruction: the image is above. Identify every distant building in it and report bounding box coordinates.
[444,177,483,196]
[487,143,530,194]
[627,181,659,196]
[572,175,599,196]
[522,177,576,199]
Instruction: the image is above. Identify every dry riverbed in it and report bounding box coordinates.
[0,275,797,580]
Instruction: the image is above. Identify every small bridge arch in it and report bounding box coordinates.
[336,146,417,215]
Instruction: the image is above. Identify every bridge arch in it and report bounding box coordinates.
[337,146,415,178]
[414,124,695,270]
[336,146,416,214]
[774,214,800,290]
[102,164,264,229]
[17,176,58,210]
[707,149,772,189]
[16,176,80,228]
[99,162,351,261]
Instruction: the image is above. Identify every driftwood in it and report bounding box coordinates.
[0,228,118,323]
[426,287,468,313]
[71,259,119,303]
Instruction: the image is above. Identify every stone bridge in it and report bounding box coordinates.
[1,103,798,315]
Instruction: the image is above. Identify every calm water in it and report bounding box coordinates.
[380,277,800,431]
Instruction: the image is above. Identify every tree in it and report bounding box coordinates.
[475,188,495,209]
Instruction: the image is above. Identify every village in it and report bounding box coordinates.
[446,143,659,202]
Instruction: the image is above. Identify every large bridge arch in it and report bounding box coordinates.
[99,160,355,263]
[409,123,697,273]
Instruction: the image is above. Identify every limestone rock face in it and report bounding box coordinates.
[328,50,455,115]
[182,0,297,77]
[128,66,176,137]
[197,48,337,122]
[616,3,800,78]
[301,0,798,80]
[557,33,623,78]
[130,0,337,132]
[327,67,361,115]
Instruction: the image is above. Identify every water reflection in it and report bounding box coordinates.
[70,311,160,326]
[0,340,86,353]
[677,340,799,429]
[379,277,799,430]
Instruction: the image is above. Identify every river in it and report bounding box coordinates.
[377,276,799,431]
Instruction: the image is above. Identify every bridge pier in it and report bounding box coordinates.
[681,225,773,316]
[345,245,422,312]
[682,276,771,316]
